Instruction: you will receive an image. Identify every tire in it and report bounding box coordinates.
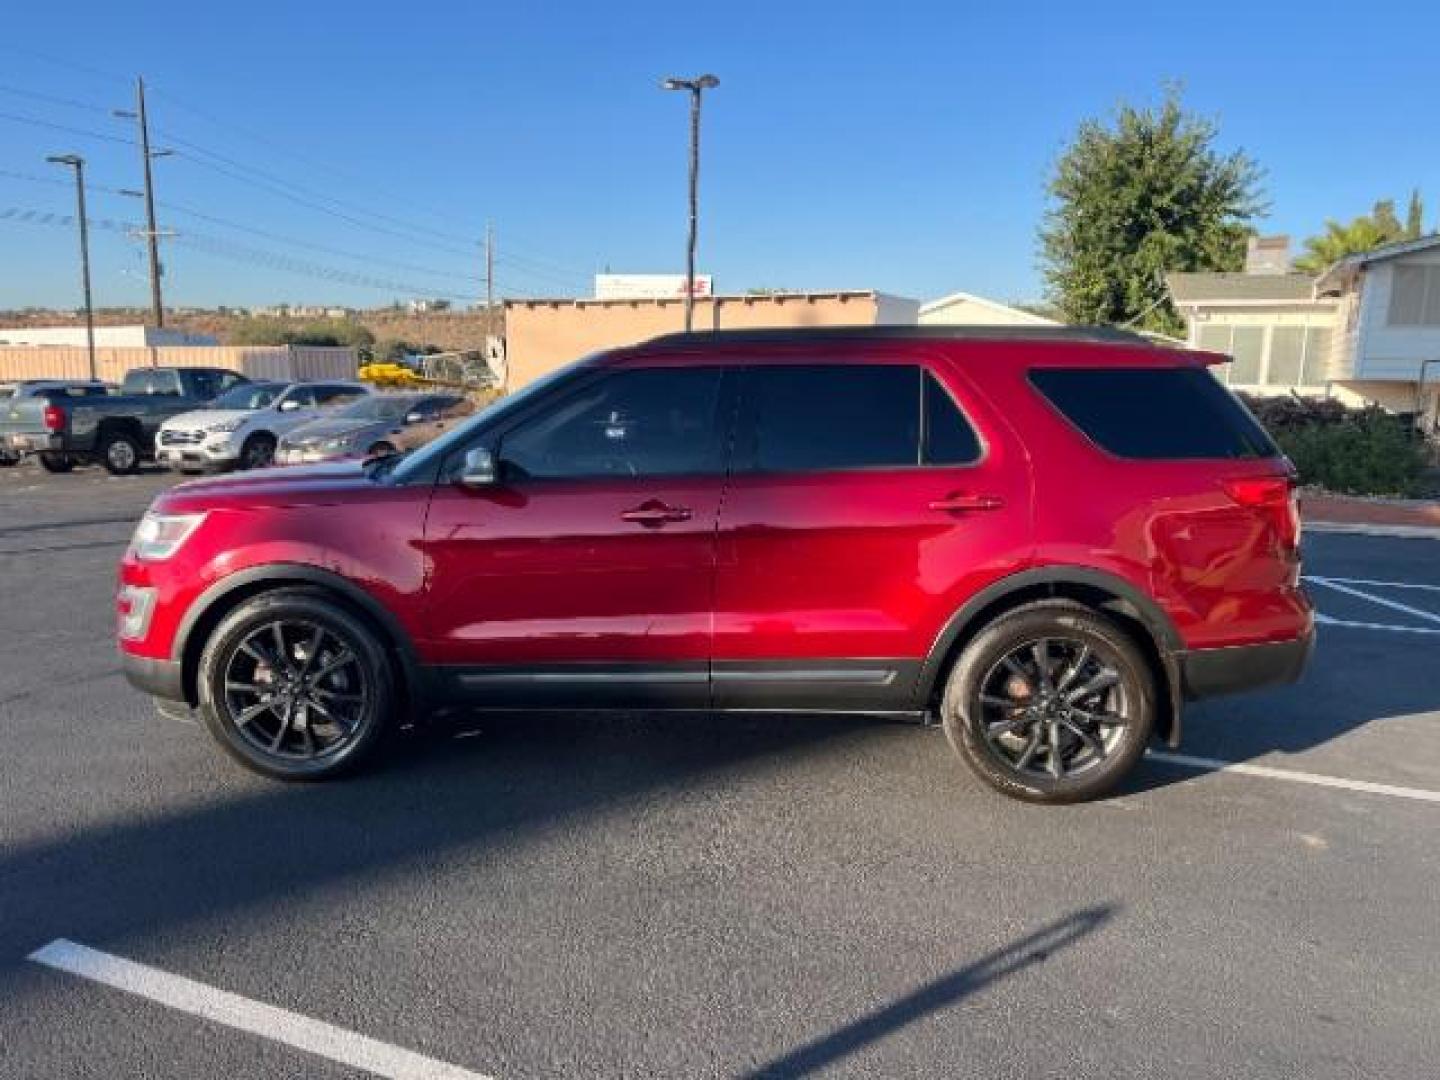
[238,432,276,470]
[99,431,142,475]
[366,441,397,458]
[38,453,74,474]
[197,589,395,780]
[941,601,1156,804]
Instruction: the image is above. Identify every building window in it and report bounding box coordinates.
[1387,265,1440,326]
[1229,327,1265,385]
[1301,327,1331,386]
[1268,327,1305,386]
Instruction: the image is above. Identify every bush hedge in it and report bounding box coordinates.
[1239,394,1430,498]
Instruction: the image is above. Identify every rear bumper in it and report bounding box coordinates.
[4,432,63,456]
[120,649,187,703]
[1178,630,1314,700]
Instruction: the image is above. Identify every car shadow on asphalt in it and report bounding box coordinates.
[740,904,1116,1078]
[0,711,879,1000]
[1125,625,1440,795]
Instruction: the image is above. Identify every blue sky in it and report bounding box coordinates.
[1,0,1436,311]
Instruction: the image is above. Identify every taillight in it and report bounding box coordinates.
[1224,474,1300,548]
[42,404,64,432]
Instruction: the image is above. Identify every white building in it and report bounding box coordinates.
[919,291,1057,327]
[0,325,217,347]
[1168,234,1440,428]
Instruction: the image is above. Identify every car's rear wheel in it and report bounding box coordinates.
[38,452,74,473]
[99,431,141,475]
[942,601,1155,804]
[239,432,276,469]
[197,590,394,780]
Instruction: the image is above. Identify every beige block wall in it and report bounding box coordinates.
[0,345,357,385]
[503,293,883,389]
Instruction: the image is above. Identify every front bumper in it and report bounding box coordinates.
[155,440,239,471]
[120,649,187,703]
[1178,629,1315,700]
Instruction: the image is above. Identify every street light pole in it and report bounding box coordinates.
[47,154,97,381]
[661,74,719,333]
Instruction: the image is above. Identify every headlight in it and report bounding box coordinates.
[207,418,245,434]
[130,511,206,561]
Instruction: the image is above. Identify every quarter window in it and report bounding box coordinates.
[923,372,982,465]
[500,368,724,480]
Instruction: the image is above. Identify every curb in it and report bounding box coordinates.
[1305,521,1440,540]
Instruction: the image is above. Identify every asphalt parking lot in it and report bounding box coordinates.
[2,463,1438,1078]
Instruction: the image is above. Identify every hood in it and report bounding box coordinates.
[284,417,389,445]
[164,408,253,432]
[159,460,374,513]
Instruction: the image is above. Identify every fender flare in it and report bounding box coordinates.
[914,566,1184,745]
[172,562,427,708]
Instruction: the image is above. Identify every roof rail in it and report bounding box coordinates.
[638,324,1149,348]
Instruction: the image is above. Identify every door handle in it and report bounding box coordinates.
[620,503,693,525]
[929,493,1004,512]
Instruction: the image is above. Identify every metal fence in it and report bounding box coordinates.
[0,345,357,385]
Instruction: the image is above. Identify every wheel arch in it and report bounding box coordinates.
[174,563,427,715]
[916,567,1184,746]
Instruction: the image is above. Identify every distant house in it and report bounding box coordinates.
[0,324,217,348]
[1169,235,1343,402]
[1169,234,1440,427]
[919,292,1057,327]
[1313,234,1440,424]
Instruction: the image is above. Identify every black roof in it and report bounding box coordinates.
[639,324,1148,349]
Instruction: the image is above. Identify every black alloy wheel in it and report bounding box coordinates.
[198,590,393,779]
[239,432,276,469]
[943,601,1155,803]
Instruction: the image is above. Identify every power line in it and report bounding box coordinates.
[0,82,113,115]
[0,109,136,146]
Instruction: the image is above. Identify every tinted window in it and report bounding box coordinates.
[924,373,982,465]
[501,368,723,480]
[189,370,223,399]
[742,365,919,472]
[1030,367,1278,459]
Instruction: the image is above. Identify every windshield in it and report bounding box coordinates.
[387,355,596,484]
[335,396,418,422]
[209,383,283,411]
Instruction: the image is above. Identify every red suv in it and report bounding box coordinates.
[118,327,1313,802]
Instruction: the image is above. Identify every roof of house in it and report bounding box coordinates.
[1314,233,1440,294]
[1165,273,1318,305]
[918,291,1057,324]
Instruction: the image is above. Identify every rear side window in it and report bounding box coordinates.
[741,365,920,471]
[924,372,982,465]
[1030,367,1277,460]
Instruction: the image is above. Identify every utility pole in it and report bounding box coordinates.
[661,74,719,333]
[47,155,97,381]
[114,77,168,327]
[485,222,495,335]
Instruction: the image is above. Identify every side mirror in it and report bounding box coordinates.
[404,411,424,425]
[458,446,497,488]
[279,399,301,412]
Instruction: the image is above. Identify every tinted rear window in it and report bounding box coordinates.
[1030,367,1278,460]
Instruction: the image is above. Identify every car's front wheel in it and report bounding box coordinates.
[942,601,1155,804]
[239,432,276,469]
[197,590,394,780]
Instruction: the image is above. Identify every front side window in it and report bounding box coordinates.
[499,368,724,480]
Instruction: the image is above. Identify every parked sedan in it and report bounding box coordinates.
[156,380,372,472]
[276,392,473,465]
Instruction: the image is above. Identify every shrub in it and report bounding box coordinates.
[1242,395,1428,497]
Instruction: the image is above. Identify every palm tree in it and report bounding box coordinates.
[1293,201,1409,274]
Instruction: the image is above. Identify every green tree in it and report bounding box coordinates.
[229,318,375,350]
[1040,91,1264,335]
[1293,198,1415,274]
[1406,189,1425,239]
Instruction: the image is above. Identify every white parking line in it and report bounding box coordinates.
[1148,752,1440,805]
[1306,576,1440,594]
[27,939,492,1080]
[1314,613,1440,635]
[1305,576,1440,627]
